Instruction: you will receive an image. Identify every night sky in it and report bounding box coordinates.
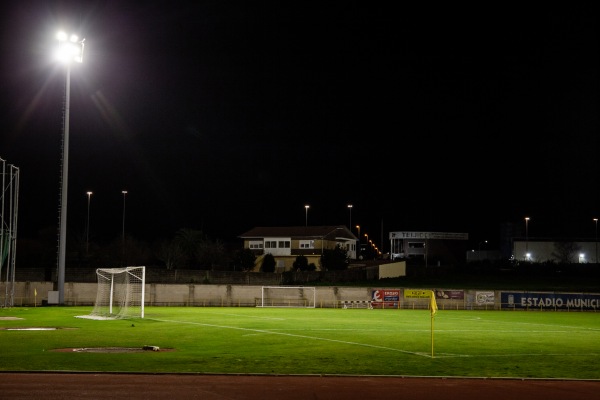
[1,2,598,251]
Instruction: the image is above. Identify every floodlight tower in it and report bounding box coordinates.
[55,30,85,304]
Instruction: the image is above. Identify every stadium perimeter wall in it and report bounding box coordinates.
[3,282,599,311]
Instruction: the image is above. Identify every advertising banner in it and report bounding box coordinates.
[404,289,431,299]
[501,292,600,311]
[372,289,400,308]
[434,290,464,300]
[475,291,495,305]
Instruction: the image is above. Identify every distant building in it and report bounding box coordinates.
[238,226,357,271]
[512,238,599,263]
[388,231,469,266]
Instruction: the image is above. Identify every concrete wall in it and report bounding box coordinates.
[3,282,385,308]
[4,282,596,311]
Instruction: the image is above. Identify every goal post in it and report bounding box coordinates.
[79,266,145,320]
[260,286,316,308]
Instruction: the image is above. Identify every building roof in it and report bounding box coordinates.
[239,226,357,240]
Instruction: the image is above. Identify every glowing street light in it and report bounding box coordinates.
[86,191,92,253]
[122,191,128,244]
[304,205,310,226]
[121,190,128,265]
[56,30,85,305]
[594,218,598,264]
[525,217,530,259]
[356,225,360,259]
[347,204,353,228]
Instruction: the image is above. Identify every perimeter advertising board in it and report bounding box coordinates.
[372,289,400,308]
[501,292,600,311]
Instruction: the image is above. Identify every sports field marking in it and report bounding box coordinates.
[210,312,286,321]
[444,315,600,332]
[149,317,433,358]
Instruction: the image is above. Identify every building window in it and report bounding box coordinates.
[299,240,314,249]
[265,241,277,249]
[249,241,263,249]
[278,241,290,248]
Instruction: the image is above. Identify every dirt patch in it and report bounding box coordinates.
[51,346,175,353]
[0,317,23,320]
[0,327,77,331]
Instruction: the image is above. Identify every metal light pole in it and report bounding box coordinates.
[356,225,360,259]
[478,240,487,261]
[304,205,309,226]
[122,190,127,244]
[594,218,598,264]
[525,217,530,260]
[347,204,352,228]
[86,191,92,253]
[121,190,128,266]
[56,31,85,305]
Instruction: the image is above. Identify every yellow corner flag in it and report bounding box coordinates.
[430,290,438,358]
[430,290,438,317]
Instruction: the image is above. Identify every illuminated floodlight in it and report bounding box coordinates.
[55,31,85,63]
[55,29,86,304]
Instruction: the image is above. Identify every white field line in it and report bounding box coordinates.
[209,312,286,321]
[148,318,599,359]
[443,315,600,332]
[148,317,432,358]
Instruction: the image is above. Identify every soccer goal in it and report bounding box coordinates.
[259,286,316,308]
[78,266,145,320]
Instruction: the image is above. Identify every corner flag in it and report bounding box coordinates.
[430,290,438,357]
[430,291,438,317]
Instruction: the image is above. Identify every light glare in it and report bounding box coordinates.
[55,31,85,64]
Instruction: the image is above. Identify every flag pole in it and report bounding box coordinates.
[430,290,437,358]
[431,312,434,357]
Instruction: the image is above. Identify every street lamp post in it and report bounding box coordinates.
[347,204,352,229]
[594,218,598,264]
[356,225,360,259]
[304,205,309,226]
[122,190,128,245]
[478,240,487,261]
[55,31,85,305]
[525,217,530,260]
[86,191,92,253]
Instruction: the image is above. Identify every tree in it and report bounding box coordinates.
[321,245,349,271]
[261,253,276,272]
[293,255,309,271]
[232,248,256,271]
[552,241,581,264]
[155,239,186,270]
[173,228,207,268]
[197,238,228,270]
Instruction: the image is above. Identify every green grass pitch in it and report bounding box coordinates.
[1,306,599,379]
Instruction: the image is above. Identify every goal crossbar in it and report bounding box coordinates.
[259,286,316,308]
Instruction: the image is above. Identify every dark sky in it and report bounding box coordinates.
[1,1,598,250]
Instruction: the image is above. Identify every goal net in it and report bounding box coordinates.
[78,266,145,320]
[259,286,316,308]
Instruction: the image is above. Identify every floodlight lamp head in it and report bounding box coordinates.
[55,31,85,63]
